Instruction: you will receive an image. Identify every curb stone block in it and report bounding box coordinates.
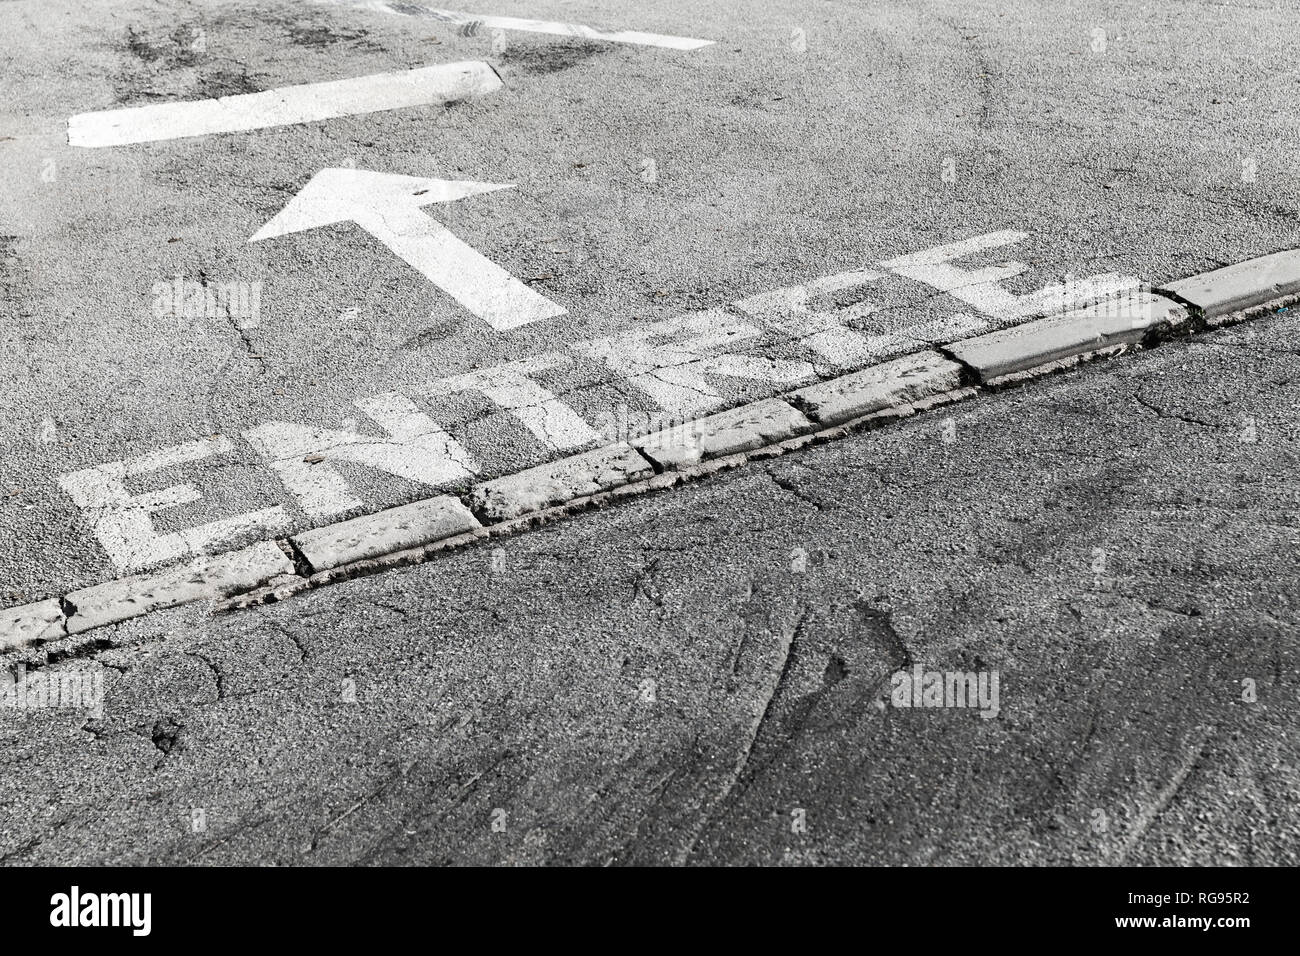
[1158,250,1300,319]
[66,542,294,634]
[470,443,654,522]
[632,398,813,470]
[788,351,963,425]
[0,599,66,652]
[946,293,1188,383]
[291,495,481,572]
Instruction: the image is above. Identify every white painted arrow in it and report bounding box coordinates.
[250,168,565,330]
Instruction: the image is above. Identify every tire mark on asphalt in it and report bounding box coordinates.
[1110,727,1215,864]
[309,759,419,852]
[679,599,905,864]
[855,599,911,672]
[675,606,807,864]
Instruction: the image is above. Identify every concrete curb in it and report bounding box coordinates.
[290,495,481,572]
[946,293,1188,384]
[0,599,66,653]
[63,542,294,635]
[788,351,965,425]
[1157,250,1300,320]
[218,385,979,615]
[469,443,655,522]
[2,248,1297,655]
[631,398,813,470]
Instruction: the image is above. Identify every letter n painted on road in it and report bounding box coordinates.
[243,392,479,520]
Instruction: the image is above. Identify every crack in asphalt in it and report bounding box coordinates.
[1133,388,1217,428]
[767,468,826,511]
[185,649,227,701]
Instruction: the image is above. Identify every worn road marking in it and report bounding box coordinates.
[251,167,566,330]
[58,437,291,573]
[67,60,501,147]
[43,231,1184,575]
[244,392,480,521]
[881,231,1141,322]
[316,0,715,50]
[9,247,1294,642]
[575,310,816,417]
[425,356,602,449]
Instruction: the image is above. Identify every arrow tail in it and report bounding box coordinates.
[378,212,566,331]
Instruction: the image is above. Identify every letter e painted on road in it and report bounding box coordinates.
[58,437,291,572]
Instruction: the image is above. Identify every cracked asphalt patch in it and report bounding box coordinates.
[3,311,1297,865]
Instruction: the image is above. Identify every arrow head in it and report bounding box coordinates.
[250,168,514,242]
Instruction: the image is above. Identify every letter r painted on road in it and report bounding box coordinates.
[574,311,816,417]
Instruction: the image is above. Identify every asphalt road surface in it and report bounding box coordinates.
[1,0,1297,866]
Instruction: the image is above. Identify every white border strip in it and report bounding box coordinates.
[315,1,716,50]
